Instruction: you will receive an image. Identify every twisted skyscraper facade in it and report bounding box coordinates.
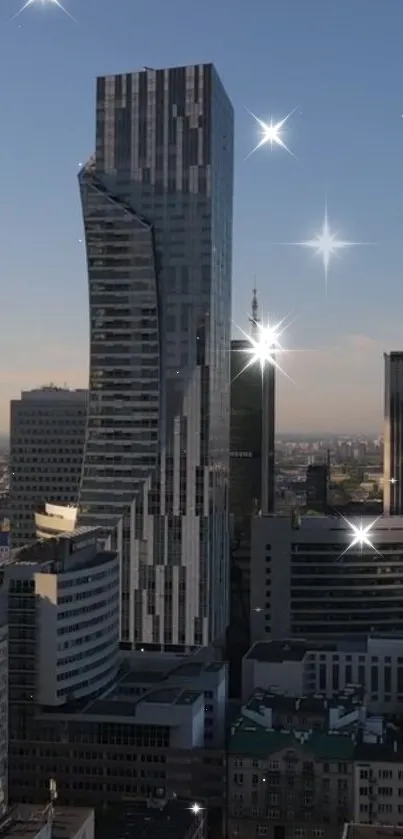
[78,64,234,647]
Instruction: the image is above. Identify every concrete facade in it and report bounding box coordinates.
[5,529,120,706]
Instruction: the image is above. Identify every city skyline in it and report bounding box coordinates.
[0,0,402,433]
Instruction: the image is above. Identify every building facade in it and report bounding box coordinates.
[5,529,120,710]
[78,63,234,648]
[227,687,403,839]
[384,352,403,515]
[250,514,403,642]
[242,637,403,714]
[0,609,7,815]
[9,389,87,548]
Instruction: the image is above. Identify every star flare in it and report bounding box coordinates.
[189,803,204,815]
[339,516,382,559]
[285,203,371,290]
[245,106,298,160]
[234,316,294,383]
[9,0,76,23]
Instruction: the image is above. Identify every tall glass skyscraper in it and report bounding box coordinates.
[78,64,234,648]
[384,351,403,515]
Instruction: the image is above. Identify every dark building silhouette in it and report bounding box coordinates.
[228,293,262,696]
[384,352,403,515]
[230,346,262,535]
[306,463,328,512]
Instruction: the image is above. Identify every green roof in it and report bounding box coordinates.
[229,719,355,761]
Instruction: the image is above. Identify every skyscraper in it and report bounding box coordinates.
[9,388,87,548]
[384,352,403,515]
[78,64,234,647]
[230,294,262,537]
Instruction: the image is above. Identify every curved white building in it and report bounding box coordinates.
[5,527,120,706]
[35,503,78,540]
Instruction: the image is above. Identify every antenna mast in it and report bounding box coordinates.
[250,283,259,338]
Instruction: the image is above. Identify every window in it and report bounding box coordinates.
[258,828,268,836]
[378,787,393,796]
[269,760,279,770]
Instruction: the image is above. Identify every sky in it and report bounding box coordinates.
[0,0,402,434]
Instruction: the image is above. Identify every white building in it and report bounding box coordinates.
[243,637,403,714]
[115,650,227,746]
[251,514,403,642]
[9,388,87,548]
[4,528,119,706]
[35,504,77,539]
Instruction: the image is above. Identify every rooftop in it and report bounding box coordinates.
[6,529,108,570]
[243,686,365,717]
[1,805,93,839]
[343,826,403,839]
[245,640,337,663]
[60,685,203,718]
[96,800,204,839]
[228,718,355,760]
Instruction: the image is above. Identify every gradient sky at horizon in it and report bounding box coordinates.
[0,0,402,433]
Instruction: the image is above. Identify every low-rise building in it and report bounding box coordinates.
[227,687,383,839]
[342,826,403,839]
[227,685,403,838]
[243,637,403,714]
[0,805,94,839]
[353,743,403,826]
[5,531,226,810]
[96,801,206,839]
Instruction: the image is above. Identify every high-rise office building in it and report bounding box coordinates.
[251,514,403,642]
[230,334,262,537]
[9,388,87,548]
[78,64,234,647]
[384,352,403,515]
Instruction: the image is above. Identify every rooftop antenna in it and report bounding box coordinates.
[249,281,259,338]
[48,778,58,824]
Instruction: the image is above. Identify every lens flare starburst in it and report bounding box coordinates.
[339,516,383,559]
[9,0,76,22]
[245,107,298,161]
[189,803,204,815]
[234,316,294,383]
[283,203,371,291]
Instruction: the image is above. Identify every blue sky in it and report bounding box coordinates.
[0,0,402,432]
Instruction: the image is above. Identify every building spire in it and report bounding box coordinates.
[250,282,259,338]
